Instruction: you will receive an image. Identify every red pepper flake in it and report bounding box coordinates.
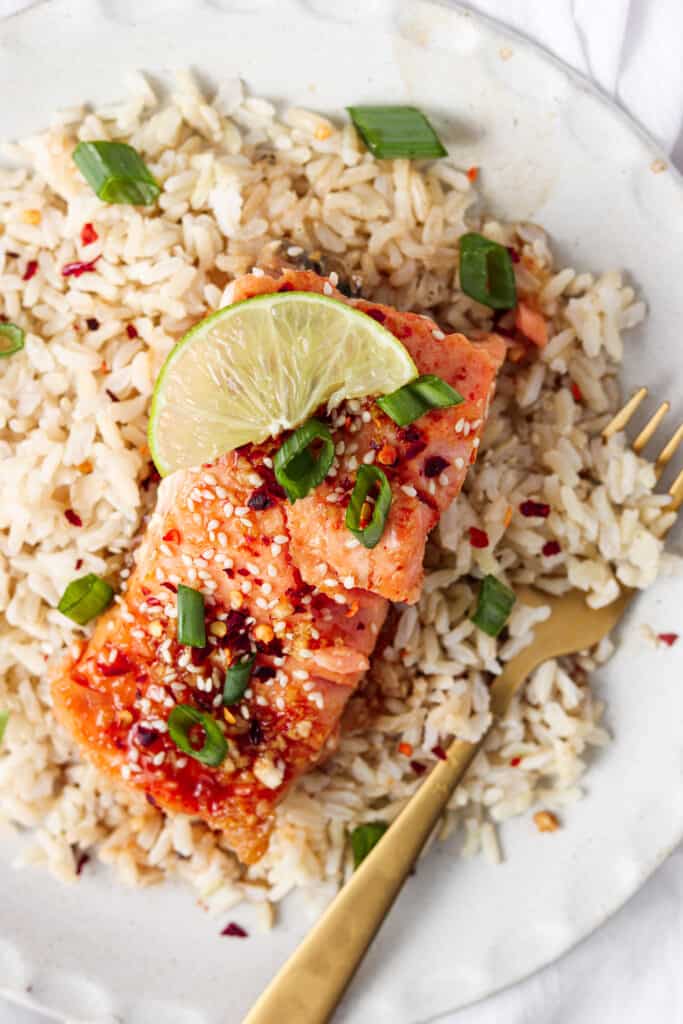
[75,850,90,876]
[466,165,479,182]
[542,540,561,557]
[64,509,83,527]
[162,529,181,544]
[86,317,100,331]
[398,741,413,757]
[520,500,550,519]
[510,757,521,767]
[376,443,398,467]
[75,558,83,570]
[249,718,263,745]
[571,381,583,403]
[410,760,427,776]
[658,633,679,647]
[247,488,274,511]
[469,526,489,548]
[431,744,447,761]
[96,649,134,677]
[278,282,295,292]
[424,455,449,479]
[221,922,248,938]
[62,255,100,278]
[80,222,98,246]
[160,580,178,593]
[507,246,520,264]
[126,323,138,339]
[365,307,386,324]
[22,259,38,281]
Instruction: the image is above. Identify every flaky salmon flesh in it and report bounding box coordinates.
[52,269,505,864]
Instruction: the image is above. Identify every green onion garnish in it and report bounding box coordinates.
[274,418,334,502]
[377,374,463,427]
[72,141,161,206]
[471,575,516,637]
[350,821,389,869]
[177,585,206,648]
[167,704,228,767]
[347,106,447,160]
[0,710,9,747]
[223,653,256,706]
[0,323,25,359]
[459,233,517,310]
[58,573,114,625]
[345,465,392,549]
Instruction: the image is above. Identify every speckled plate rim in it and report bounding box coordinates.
[1,2,683,1022]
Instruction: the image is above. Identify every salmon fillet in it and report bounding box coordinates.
[52,269,504,864]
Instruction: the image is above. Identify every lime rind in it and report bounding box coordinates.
[148,291,416,476]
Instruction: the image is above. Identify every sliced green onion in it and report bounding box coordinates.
[58,573,114,625]
[0,710,9,747]
[377,374,463,427]
[177,584,206,647]
[347,106,447,160]
[459,233,517,310]
[167,704,228,767]
[0,323,25,358]
[223,653,256,706]
[345,465,392,549]
[274,418,334,502]
[471,575,516,637]
[72,141,160,205]
[350,821,388,869]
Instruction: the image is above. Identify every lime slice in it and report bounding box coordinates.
[148,292,417,475]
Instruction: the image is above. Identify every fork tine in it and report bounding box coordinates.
[602,387,648,438]
[668,467,683,512]
[632,401,670,453]
[655,423,683,478]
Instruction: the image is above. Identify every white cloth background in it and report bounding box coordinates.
[0,1,682,1022]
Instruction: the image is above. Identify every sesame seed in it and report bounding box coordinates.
[275,696,285,711]
[428,480,436,495]
[347,455,358,471]
[216,487,228,499]
[292,669,309,680]
[438,472,449,487]
[256,695,268,706]
[362,450,376,464]
[262,456,273,469]
[160,544,171,557]
[267,565,277,578]
[333,594,346,604]
[262,582,272,595]
[472,437,480,448]
[323,578,338,588]
[455,419,464,433]
[401,484,417,497]
[455,457,465,470]
[241,706,250,719]
[271,543,282,557]
[335,441,346,455]
[310,628,320,640]
[317,563,328,574]
[252,267,265,277]
[248,472,263,486]
[188,568,197,582]
[205,583,218,596]
[432,328,445,340]
[202,549,214,560]
[154,568,164,581]
[217,532,228,547]
[149,620,163,638]
[342,575,355,589]
[273,621,286,634]
[246,561,259,575]
[471,419,482,429]
[197,570,210,580]
[235,506,249,517]
[344,537,360,549]
[274,534,288,545]
[223,503,234,517]
[329,271,339,286]
[323,282,333,296]
[255,597,268,609]
[241,581,252,593]
[192,513,201,524]
[361,410,372,423]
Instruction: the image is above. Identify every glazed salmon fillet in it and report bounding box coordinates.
[52,269,504,864]
[231,270,506,603]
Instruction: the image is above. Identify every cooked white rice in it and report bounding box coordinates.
[0,73,672,915]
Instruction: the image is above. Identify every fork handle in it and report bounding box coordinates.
[243,735,484,1024]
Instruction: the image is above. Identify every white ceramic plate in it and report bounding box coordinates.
[2,2,683,1022]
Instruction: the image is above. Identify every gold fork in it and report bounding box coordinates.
[244,388,683,1024]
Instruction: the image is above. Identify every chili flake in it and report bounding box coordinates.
[23,260,38,281]
[431,744,447,761]
[520,500,550,518]
[410,760,427,776]
[424,455,449,479]
[221,922,248,938]
[469,526,489,548]
[398,742,413,757]
[571,381,583,403]
[62,256,100,278]
[163,529,181,544]
[64,509,83,527]
[126,324,138,339]
[510,756,521,767]
[542,540,561,557]
[80,222,98,246]
[466,165,479,182]
[658,633,679,647]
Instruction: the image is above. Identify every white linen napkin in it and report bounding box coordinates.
[0,2,681,1023]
